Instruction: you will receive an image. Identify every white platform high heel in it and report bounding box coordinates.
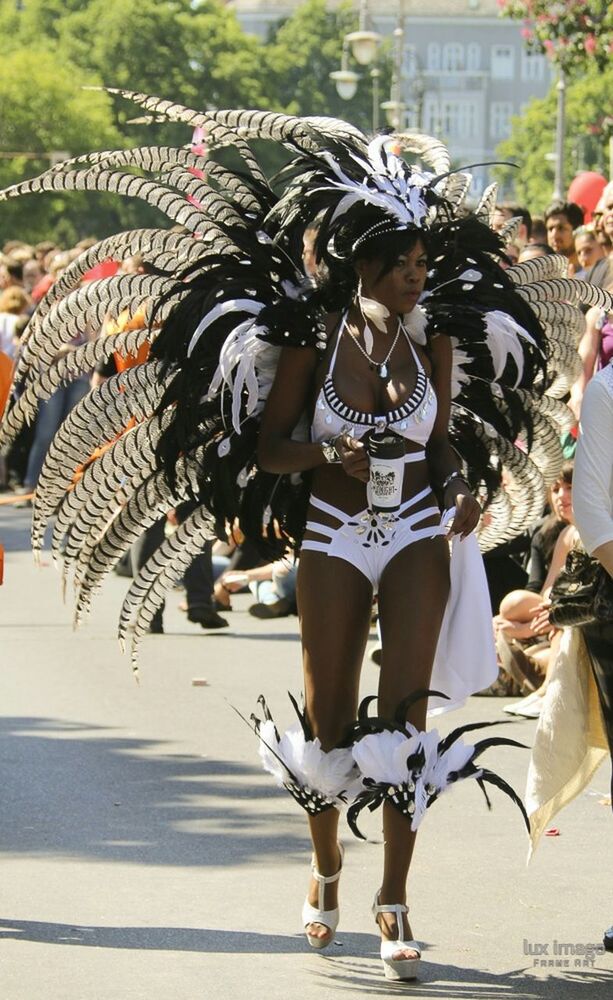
[373,892,421,980]
[302,844,344,949]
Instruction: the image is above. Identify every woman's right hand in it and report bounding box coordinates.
[333,434,370,483]
[530,600,556,639]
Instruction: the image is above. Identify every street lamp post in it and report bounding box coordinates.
[371,67,381,134]
[330,39,360,102]
[346,0,381,67]
[552,68,566,201]
[331,0,412,134]
[329,1,381,130]
[381,16,406,130]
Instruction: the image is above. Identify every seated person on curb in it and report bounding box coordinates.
[493,462,577,716]
[218,553,298,619]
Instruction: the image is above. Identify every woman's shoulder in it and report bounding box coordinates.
[427,330,451,356]
[557,523,580,550]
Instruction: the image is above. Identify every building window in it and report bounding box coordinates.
[427,42,440,71]
[470,173,485,198]
[424,99,478,140]
[466,43,481,71]
[442,42,464,71]
[405,106,420,130]
[423,96,440,135]
[490,101,513,140]
[491,45,514,79]
[403,43,417,77]
[521,50,545,81]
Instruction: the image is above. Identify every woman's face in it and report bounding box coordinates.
[551,478,573,523]
[575,233,603,270]
[356,239,428,315]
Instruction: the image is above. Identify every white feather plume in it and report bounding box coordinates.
[484,311,537,387]
[187,299,263,357]
[351,725,481,831]
[351,728,419,785]
[258,721,360,805]
[402,304,428,345]
[359,283,390,332]
[449,338,472,399]
[208,319,281,433]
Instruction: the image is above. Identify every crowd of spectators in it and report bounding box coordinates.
[0,180,612,642]
[483,181,613,713]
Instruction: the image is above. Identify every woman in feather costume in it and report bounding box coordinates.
[1,91,611,981]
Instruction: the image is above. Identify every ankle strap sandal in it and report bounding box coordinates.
[372,892,421,981]
[302,843,344,949]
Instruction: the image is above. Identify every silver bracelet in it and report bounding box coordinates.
[321,435,345,464]
[332,433,346,459]
[441,471,469,493]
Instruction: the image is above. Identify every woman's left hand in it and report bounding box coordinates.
[446,484,481,539]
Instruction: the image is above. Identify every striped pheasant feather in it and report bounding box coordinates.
[73,449,204,620]
[31,364,168,552]
[119,506,216,670]
[0,168,216,235]
[475,182,498,226]
[52,412,172,567]
[391,130,451,175]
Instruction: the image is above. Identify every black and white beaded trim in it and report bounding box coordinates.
[322,368,428,427]
[283,781,336,816]
[352,220,412,255]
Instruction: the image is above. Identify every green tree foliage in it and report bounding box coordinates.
[494,65,613,211]
[60,0,271,140]
[0,48,122,244]
[0,0,390,243]
[266,0,389,132]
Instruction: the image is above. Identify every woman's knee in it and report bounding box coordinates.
[499,589,536,618]
[305,686,357,748]
[377,660,433,719]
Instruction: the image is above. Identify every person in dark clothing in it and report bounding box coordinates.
[132,504,228,633]
[482,532,529,615]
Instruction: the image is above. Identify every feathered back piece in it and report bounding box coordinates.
[1,87,611,666]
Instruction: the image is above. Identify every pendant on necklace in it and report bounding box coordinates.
[377,362,388,380]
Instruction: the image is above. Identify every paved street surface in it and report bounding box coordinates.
[1,505,612,999]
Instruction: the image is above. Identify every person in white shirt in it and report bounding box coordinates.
[572,359,613,952]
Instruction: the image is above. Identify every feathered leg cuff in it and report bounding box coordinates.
[345,691,530,838]
[249,694,362,816]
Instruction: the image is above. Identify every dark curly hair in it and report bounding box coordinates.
[315,220,427,313]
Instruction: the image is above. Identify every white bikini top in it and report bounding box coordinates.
[311,313,437,446]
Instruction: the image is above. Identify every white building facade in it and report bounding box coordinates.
[228,0,553,197]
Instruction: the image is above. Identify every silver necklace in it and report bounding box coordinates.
[347,317,402,380]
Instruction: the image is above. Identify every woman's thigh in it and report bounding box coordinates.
[377,535,450,726]
[297,550,373,748]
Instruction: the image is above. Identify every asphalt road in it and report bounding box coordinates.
[1,505,612,999]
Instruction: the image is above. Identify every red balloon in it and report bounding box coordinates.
[567,172,607,222]
[81,259,120,282]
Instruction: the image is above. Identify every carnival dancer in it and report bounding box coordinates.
[1,91,611,981]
